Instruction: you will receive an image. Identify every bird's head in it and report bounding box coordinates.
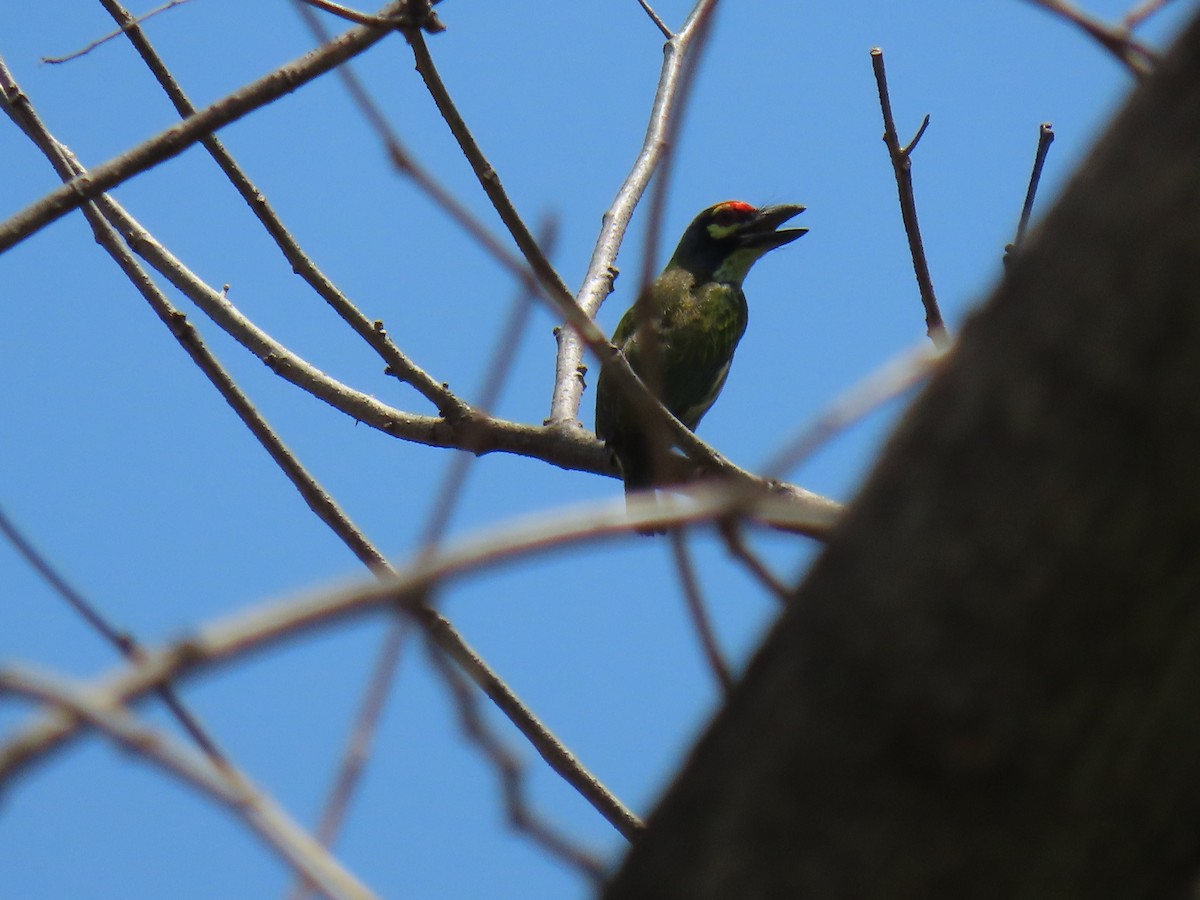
[668,200,807,285]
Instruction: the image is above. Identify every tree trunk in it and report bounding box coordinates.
[603,12,1200,899]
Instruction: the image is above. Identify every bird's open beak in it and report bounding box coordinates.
[739,204,808,252]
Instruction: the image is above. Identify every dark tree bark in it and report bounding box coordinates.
[602,12,1200,899]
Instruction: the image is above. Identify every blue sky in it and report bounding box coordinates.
[1,1,1194,897]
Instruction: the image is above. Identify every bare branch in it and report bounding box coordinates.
[0,503,229,768]
[871,48,949,350]
[0,57,638,852]
[0,667,376,900]
[0,482,838,794]
[97,0,466,418]
[294,221,558,897]
[625,0,721,494]
[403,29,604,353]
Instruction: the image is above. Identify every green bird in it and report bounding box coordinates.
[594,200,807,530]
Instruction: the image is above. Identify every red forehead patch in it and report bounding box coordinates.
[716,200,755,215]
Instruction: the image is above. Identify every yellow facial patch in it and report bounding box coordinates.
[705,200,756,240]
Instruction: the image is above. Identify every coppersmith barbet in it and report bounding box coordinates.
[594,200,807,530]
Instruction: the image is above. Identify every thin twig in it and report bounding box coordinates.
[0,4,405,255]
[1008,122,1056,256]
[871,48,949,350]
[1122,0,1177,32]
[41,0,196,64]
[669,532,734,694]
[295,0,535,289]
[425,639,608,883]
[287,621,410,900]
[717,523,794,605]
[403,29,601,351]
[0,668,377,900]
[761,343,940,481]
[0,503,230,767]
[298,0,445,32]
[637,0,673,39]
[1021,0,1158,76]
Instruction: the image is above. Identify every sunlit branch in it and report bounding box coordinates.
[871,48,949,349]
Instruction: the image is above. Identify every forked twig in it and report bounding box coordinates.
[717,523,794,605]
[98,0,465,418]
[871,48,948,350]
[1122,0,1177,32]
[1022,0,1158,76]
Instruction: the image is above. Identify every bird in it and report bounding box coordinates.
[594,200,807,533]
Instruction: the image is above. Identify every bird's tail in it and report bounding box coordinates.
[624,483,665,536]
[617,444,666,536]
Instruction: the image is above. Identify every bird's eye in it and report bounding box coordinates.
[709,200,755,230]
[705,202,755,240]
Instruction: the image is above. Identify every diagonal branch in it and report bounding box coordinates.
[0,2,407,256]
[96,0,466,418]
[0,79,836,531]
[0,481,837,794]
[0,667,376,900]
[0,55,638,848]
[0,504,229,769]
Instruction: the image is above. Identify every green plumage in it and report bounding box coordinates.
[594,200,807,530]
